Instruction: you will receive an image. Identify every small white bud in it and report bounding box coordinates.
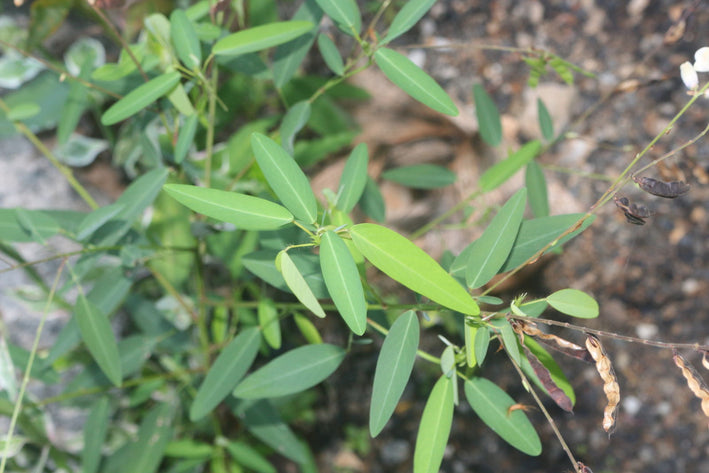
[693,46,709,72]
[680,61,698,90]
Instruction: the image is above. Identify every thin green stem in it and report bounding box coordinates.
[0,259,66,473]
[88,2,148,81]
[483,81,709,296]
[508,356,582,473]
[0,97,99,210]
[632,121,709,176]
[0,38,121,99]
[410,190,483,240]
[204,63,219,188]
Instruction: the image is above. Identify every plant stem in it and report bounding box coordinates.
[508,357,583,473]
[0,98,99,210]
[509,314,709,352]
[0,259,66,473]
[204,64,219,188]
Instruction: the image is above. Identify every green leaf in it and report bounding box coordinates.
[75,294,122,387]
[320,231,367,335]
[383,0,437,44]
[464,377,541,455]
[358,176,385,222]
[170,9,202,69]
[75,204,124,241]
[464,322,477,367]
[479,140,541,192]
[213,21,314,57]
[374,48,458,116]
[258,299,281,349]
[499,214,595,272]
[272,0,323,88]
[233,344,345,399]
[413,376,454,473]
[314,0,361,35]
[525,161,549,218]
[546,288,599,318]
[350,223,479,315]
[294,312,323,344]
[223,440,276,473]
[190,327,261,421]
[122,403,174,473]
[174,113,199,164]
[163,184,294,230]
[276,251,326,318]
[474,326,490,366]
[164,439,213,459]
[82,397,111,473]
[490,317,521,366]
[550,57,573,85]
[336,143,369,213]
[251,133,318,223]
[0,209,55,242]
[6,102,40,121]
[440,345,456,377]
[465,188,526,288]
[280,100,311,155]
[101,71,181,125]
[242,250,329,298]
[369,311,419,437]
[15,208,59,244]
[382,164,456,189]
[473,84,502,146]
[93,168,169,246]
[317,33,344,76]
[237,400,307,463]
[537,98,554,141]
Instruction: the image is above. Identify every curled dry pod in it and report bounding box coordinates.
[585,335,620,433]
[672,350,709,424]
[511,320,592,362]
[613,195,652,225]
[633,175,690,199]
[577,461,594,473]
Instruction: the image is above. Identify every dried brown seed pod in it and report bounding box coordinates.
[576,462,594,473]
[585,335,620,433]
[511,320,593,362]
[672,350,709,423]
[633,175,690,198]
[613,195,653,225]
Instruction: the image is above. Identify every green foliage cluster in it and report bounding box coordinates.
[0,2,703,473]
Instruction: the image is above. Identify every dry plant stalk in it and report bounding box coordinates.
[585,335,620,433]
[672,350,709,424]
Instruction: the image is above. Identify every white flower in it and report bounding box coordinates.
[680,61,698,90]
[694,47,709,72]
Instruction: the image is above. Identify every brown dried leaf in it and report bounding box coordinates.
[585,335,620,433]
[672,350,709,423]
[523,344,574,412]
[633,175,690,199]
